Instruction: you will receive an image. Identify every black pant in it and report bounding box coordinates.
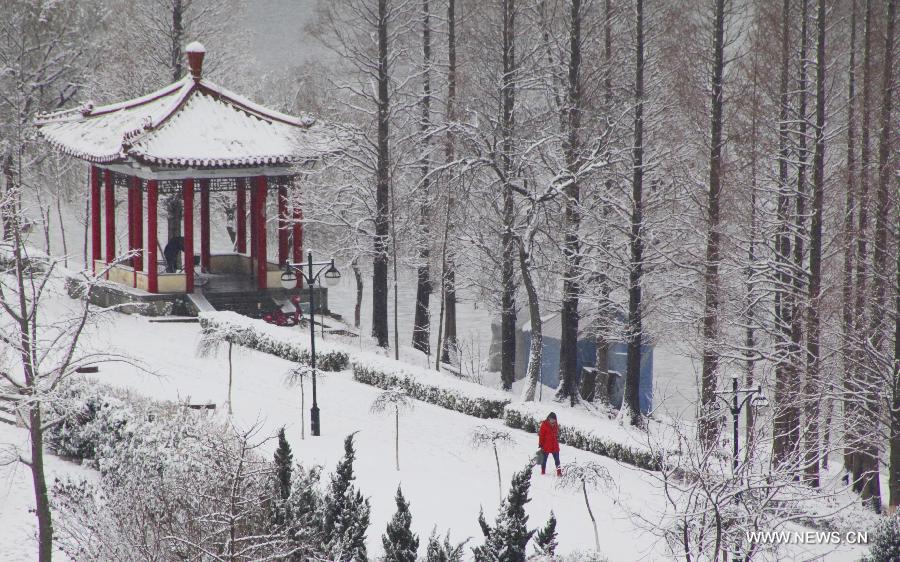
[541,451,560,472]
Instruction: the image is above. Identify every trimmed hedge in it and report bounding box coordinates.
[503,406,663,471]
[199,314,349,371]
[201,313,659,470]
[353,363,510,419]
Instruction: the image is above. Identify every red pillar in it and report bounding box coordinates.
[183,179,195,293]
[90,166,101,272]
[126,176,134,259]
[104,170,115,263]
[236,178,246,253]
[126,177,135,286]
[249,179,257,265]
[147,180,158,293]
[277,184,288,266]
[133,178,143,271]
[255,176,267,289]
[200,179,210,272]
[293,203,303,289]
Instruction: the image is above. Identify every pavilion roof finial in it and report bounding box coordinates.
[185,41,206,80]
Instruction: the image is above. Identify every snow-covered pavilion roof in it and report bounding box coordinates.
[34,73,337,171]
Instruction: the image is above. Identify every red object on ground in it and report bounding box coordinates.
[538,420,560,453]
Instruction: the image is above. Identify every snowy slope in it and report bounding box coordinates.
[0,283,870,561]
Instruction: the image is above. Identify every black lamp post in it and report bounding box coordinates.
[281,250,341,436]
[713,373,768,561]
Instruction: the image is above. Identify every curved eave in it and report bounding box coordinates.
[37,128,125,164]
[130,152,307,168]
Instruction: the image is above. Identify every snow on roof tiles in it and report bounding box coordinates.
[34,76,337,168]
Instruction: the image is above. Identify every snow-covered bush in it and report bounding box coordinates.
[50,383,324,561]
[199,312,350,372]
[866,513,900,562]
[353,361,510,419]
[503,405,662,471]
[44,380,155,463]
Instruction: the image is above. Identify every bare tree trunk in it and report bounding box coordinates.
[557,0,584,406]
[582,480,600,552]
[227,342,233,415]
[773,0,796,469]
[352,257,362,329]
[699,0,726,449]
[518,235,543,402]
[441,0,458,366]
[840,0,859,477]
[13,225,53,562]
[55,187,68,268]
[412,0,433,355]
[625,0,645,427]
[744,54,760,459]
[871,0,895,511]
[499,0,518,391]
[1,156,12,241]
[372,0,391,348]
[804,0,827,487]
[436,169,454,371]
[594,0,614,391]
[786,0,811,477]
[851,0,874,495]
[893,199,900,507]
[493,444,502,500]
[29,404,53,562]
[165,0,185,261]
[301,376,305,439]
[395,406,400,471]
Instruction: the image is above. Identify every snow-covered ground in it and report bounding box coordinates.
[0,424,96,562]
[0,285,872,561]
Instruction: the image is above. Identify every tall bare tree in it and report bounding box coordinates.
[698,0,727,448]
[625,0,646,426]
[412,0,435,355]
[803,0,827,487]
[556,0,585,405]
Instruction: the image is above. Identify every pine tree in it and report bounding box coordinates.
[533,512,557,556]
[425,529,467,562]
[322,434,371,561]
[472,466,535,561]
[272,427,293,527]
[382,485,419,562]
[287,465,323,558]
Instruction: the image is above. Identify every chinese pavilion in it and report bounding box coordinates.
[35,43,336,313]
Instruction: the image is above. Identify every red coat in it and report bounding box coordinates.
[538,420,559,453]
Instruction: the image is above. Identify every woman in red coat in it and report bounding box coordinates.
[538,412,561,476]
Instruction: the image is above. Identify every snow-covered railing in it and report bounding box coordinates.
[503,403,663,471]
[352,356,511,419]
[198,311,350,372]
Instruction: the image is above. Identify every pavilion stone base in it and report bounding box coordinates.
[66,275,195,316]
[65,274,329,318]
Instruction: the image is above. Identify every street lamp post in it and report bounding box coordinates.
[713,373,768,561]
[281,250,341,436]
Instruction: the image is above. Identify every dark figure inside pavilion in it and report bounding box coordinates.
[164,236,185,273]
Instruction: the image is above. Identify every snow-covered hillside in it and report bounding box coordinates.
[0,285,871,561]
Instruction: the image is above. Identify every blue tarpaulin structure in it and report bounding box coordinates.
[520,314,653,414]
